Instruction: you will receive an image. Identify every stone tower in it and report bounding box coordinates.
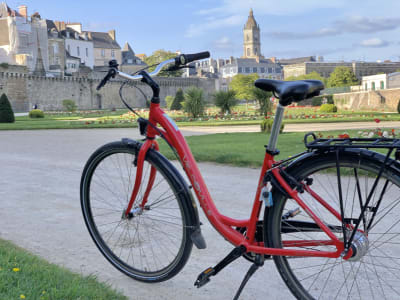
[242,8,261,59]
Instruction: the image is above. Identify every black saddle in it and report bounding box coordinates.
[254,79,324,106]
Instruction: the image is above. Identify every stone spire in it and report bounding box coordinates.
[242,8,262,59]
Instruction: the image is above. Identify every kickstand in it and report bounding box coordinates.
[233,254,264,300]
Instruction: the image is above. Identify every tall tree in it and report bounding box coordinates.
[252,88,272,116]
[229,73,259,102]
[327,67,359,87]
[213,90,238,114]
[0,93,15,123]
[143,49,182,77]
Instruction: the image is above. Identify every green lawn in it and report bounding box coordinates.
[158,129,392,167]
[0,239,127,300]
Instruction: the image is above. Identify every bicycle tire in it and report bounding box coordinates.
[265,150,400,299]
[81,141,193,282]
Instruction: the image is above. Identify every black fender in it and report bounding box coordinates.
[122,138,206,249]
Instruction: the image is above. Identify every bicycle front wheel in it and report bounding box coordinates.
[265,151,400,299]
[81,141,193,282]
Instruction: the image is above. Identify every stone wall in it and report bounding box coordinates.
[333,88,400,112]
[0,71,217,112]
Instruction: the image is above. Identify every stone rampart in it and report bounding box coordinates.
[0,72,217,112]
[333,88,400,112]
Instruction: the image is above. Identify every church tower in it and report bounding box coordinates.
[242,9,261,59]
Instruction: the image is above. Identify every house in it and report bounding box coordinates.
[83,29,121,67]
[120,42,146,74]
[362,72,400,91]
[46,19,65,76]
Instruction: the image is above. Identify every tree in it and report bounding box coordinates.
[164,95,174,109]
[62,99,77,112]
[182,87,205,118]
[144,49,182,77]
[252,88,272,116]
[213,90,238,114]
[327,67,359,87]
[229,73,259,102]
[171,88,184,110]
[0,93,15,123]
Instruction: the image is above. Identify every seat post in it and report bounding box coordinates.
[267,104,284,152]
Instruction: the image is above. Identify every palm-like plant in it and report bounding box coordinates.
[252,87,272,116]
[182,87,205,118]
[213,90,238,114]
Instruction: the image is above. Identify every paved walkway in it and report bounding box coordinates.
[0,129,293,300]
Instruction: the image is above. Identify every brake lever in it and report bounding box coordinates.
[165,64,194,72]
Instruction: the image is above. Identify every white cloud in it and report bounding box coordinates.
[185,15,242,38]
[359,38,389,48]
[214,36,234,49]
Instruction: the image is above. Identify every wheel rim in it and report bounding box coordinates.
[274,161,400,299]
[84,150,187,277]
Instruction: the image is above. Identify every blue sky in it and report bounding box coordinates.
[6,0,400,62]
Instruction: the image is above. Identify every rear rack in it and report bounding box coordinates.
[304,132,400,150]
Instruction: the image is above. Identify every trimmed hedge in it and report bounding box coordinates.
[311,95,334,106]
[319,103,337,113]
[0,93,15,123]
[29,109,45,118]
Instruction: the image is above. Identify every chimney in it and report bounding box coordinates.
[18,5,27,20]
[270,56,276,63]
[108,29,116,41]
[88,32,92,39]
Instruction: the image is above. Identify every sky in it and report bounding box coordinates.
[5,0,400,62]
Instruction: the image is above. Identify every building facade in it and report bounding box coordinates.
[85,30,122,67]
[362,72,400,91]
[120,42,146,74]
[220,57,282,79]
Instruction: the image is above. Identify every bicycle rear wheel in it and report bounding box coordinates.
[81,141,193,282]
[265,151,400,299]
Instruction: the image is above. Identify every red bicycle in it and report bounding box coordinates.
[81,52,400,299]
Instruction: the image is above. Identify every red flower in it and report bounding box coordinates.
[374,118,381,123]
[377,131,382,136]
[338,133,350,139]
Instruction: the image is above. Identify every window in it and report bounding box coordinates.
[111,50,115,58]
[77,46,80,56]
[128,59,133,64]
[260,67,265,73]
[254,48,257,55]
[246,35,249,41]
[276,67,281,73]
[247,48,250,56]
[230,67,234,73]
[380,81,385,89]
[86,48,88,57]
[245,67,250,73]
[101,49,105,57]
[372,82,376,90]
[238,67,242,73]
[268,68,272,73]
[53,43,58,54]
[253,67,257,73]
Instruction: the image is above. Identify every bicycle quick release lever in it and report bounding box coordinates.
[96,60,119,90]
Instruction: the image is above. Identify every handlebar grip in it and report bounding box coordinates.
[179,51,210,65]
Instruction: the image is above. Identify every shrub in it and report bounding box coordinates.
[311,95,334,106]
[397,100,400,114]
[0,62,9,69]
[171,88,184,110]
[319,103,337,113]
[0,93,15,123]
[165,95,174,109]
[182,87,205,118]
[29,109,45,118]
[213,90,238,114]
[260,119,284,133]
[62,99,77,112]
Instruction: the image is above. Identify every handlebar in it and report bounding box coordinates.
[96,51,210,90]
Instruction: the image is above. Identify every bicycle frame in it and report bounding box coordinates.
[125,101,347,259]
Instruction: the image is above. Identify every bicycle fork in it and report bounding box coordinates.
[124,139,159,218]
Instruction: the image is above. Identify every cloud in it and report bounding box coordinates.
[267,16,400,40]
[213,36,235,49]
[358,38,389,48]
[185,15,242,38]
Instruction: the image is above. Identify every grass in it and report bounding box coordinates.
[157,129,392,168]
[0,238,127,300]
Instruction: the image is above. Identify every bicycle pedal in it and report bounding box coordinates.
[194,267,215,288]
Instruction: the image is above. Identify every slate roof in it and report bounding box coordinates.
[84,31,120,49]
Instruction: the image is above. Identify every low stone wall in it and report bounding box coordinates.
[0,72,217,112]
[333,88,400,112]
